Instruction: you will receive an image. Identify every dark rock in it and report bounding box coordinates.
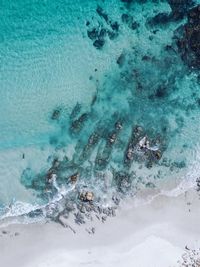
[131,21,139,30]
[74,212,85,225]
[111,208,116,216]
[121,13,130,23]
[88,132,100,146]
[115,120,123,130]
[196,177,200,191]
[133,125,142,140]
[121,13,139,30]
[172,161,186,168]
[149,86,168,99]
[142,55,151,61]
[28,208,43,218]
[58,214,68,227]
[197,98,200,106]
[95,157,108,169]
[69,172,79,184]
[107,30,118,40]
[146,161,153,169]
[98,206,103,214]
[86,227,95,234]
[154,150,162,160]
[71,113,89,133]
[79,191,94,202]
[146,182,156,189]
[111,21,119,31]
[51,108,61,120]
[117,53,125,67]
[99,28,107,39]
[96,5,109,23]
[164,44,177,53]
[102,216,107,222]
[52,158,60,169]
[108,132,117,145]
[93,39,105,49]
[91,94,97,105]
[65,202,75,213]
[155,86,167,98]
[126,147,134,161]
[148,12,170,26]
[115,172,131,193]
[112,195,120,205]
[70,103,81,119]
[87,28,99,40]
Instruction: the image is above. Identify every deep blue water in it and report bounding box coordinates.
[1,0,200,224]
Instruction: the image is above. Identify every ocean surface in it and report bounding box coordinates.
[1,0,200,225]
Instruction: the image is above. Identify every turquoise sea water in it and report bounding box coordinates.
[1,0,200,224]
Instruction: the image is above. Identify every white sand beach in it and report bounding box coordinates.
[0,188,200,267]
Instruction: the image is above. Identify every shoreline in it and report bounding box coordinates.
[0,188,200,267]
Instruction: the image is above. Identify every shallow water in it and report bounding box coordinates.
[1,0,200,224]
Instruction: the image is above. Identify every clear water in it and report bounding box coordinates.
[1,0,200,224]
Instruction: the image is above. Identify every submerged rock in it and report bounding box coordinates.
[71,113,89,133]
[70,103,81,119]
[121,13,139,30]
[147,12,171,26]
[196,177,200,191]
[96,5,109,23]
[51,108,62,120]
[108,132,117,144]
[74,211,85,225]
[69,172,79,184]
[88,132,100,146]
[93,39,105,49]
[117,53,126,67]
[87,28,99,40]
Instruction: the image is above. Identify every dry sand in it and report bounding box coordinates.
[0,188,200,267]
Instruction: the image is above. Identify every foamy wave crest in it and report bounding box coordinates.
[161,146,200,197]
[0,181,76,226]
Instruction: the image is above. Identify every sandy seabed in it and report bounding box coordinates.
[0,188,200,267]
